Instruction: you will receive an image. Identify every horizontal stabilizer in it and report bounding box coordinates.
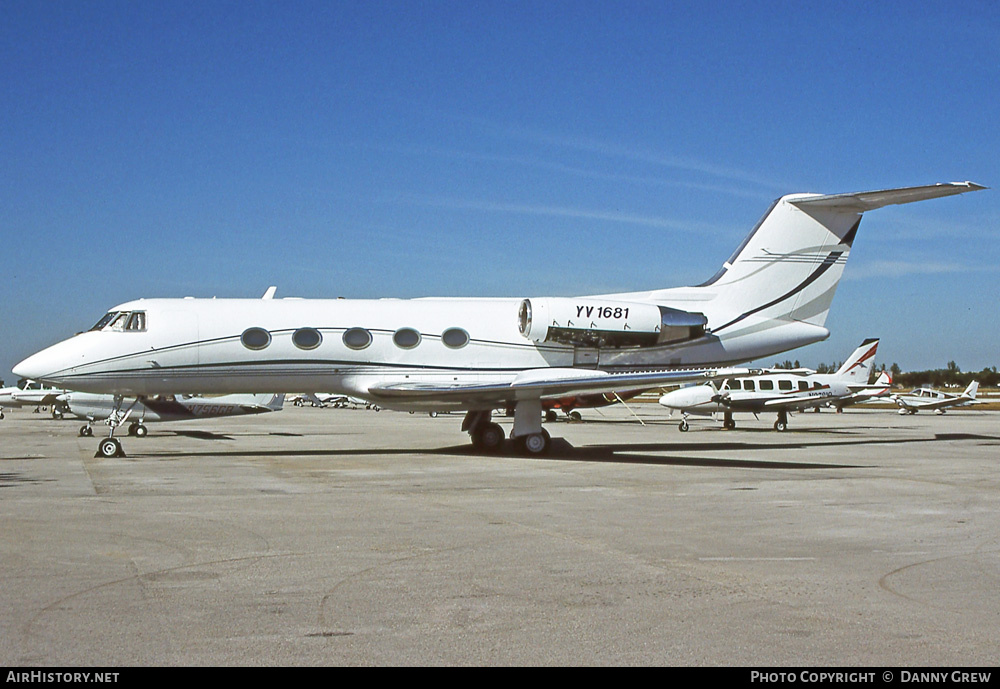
[789,182,985,212]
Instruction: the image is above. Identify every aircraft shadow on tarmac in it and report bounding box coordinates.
[168,430,235,440]
[164,430,305,440]
[128,431,1000,469]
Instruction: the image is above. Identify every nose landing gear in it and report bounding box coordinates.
[93,397,141,458]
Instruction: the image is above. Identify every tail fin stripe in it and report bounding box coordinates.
[713,250,843,334]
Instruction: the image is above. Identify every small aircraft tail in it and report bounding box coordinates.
[266,393,286,411]
[833,339,880,382]
[855,370,893,400]
[963,381,979,400]
[872,370,892,389]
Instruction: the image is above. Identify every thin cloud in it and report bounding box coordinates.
[844,259,995,280]
[388,192,729,233]
[361,141,773,202]
[399,106,789,197]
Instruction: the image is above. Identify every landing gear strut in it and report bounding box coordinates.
[511,399,551,455]
[774,409,789,432]
[94,396,140,458]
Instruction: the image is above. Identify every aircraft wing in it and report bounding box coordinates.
[368,367,760,408]
[903,397,971,411]
[762,395,837,411]
[12,392,64,406]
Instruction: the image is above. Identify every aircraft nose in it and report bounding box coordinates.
[12,355,42,380]
[13,345,70,383]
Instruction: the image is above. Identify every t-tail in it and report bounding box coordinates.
[652,183,985,354]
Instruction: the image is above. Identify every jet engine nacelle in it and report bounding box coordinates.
[518,298,707,348]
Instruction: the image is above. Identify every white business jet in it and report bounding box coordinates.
[58,392,284,438]
[658,338,882,431]
[892,381,980,415]
[13,182,984,457]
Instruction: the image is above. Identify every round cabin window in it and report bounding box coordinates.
[393,327,421,349]
[241,327,271,351]
[343,327,373,350]
[292,327,322,350]
[441,327,470,349]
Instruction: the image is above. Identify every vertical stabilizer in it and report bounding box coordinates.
[834,339,880,382]
[696,183,984,337]
[963,381,979,400]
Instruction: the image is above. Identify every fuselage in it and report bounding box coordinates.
[13,295,828,409]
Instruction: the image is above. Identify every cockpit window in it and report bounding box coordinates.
[125,312,146,331]
[90,310,147,332]
[90,312,118,331]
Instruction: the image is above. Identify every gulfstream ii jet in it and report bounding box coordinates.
[14,182,984,457]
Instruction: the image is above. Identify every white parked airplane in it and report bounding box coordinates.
[833,369,893,410]
[57,392,284,441]
[658,338,882,431]
[0,379,69,419]
[13,182,984,456]
[312,393,381,410]
[892,381,980,415]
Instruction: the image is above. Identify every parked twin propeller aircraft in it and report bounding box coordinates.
[13,182,984,457]
[658,338,885,431]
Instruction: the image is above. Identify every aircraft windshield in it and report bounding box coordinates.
[89,310,147,332]
[90,312,118,331]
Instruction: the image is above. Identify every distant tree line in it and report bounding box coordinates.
[887,362,998,389]
[771,360,998,388]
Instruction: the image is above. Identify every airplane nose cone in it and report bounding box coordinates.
[13,343,72,383]
[12,355,42,380]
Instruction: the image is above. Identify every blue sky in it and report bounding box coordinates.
[2,1,998,382]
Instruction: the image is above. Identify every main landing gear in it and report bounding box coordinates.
[464,400,552,456]
[773,409,789,432]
